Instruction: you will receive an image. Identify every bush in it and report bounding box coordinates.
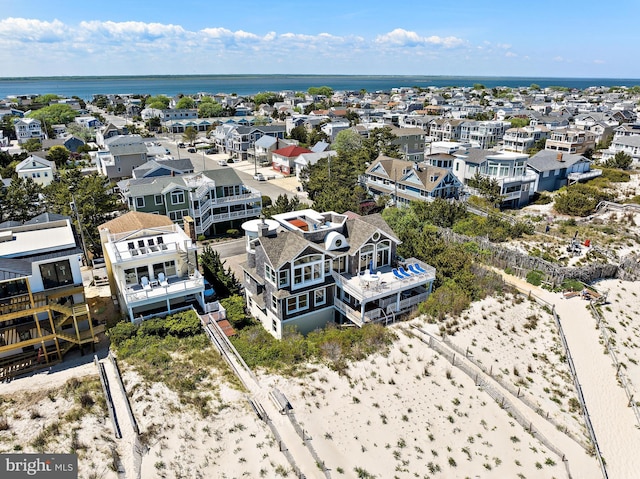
[419,281,471,321]
[554,184,613,217]
[600,167,631,183]
[108,321,138,347]
[531,192,553,205]
[226,229,240,236]
[526,270,544,286]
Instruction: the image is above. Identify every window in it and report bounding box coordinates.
[333,256,346,273]
[278,270,289,288]
[271,294,278,311]
[272,319,277,332]
[376,240,391,267]
[359,244,375,272]
[293,254,323,287]
[155,195,163,205]
[286,293,309,313]
[135,197,145,208]
[169,209,189,221]
[265,264,276,284]
[164,261,176,276]
[170,191,185,205]
[39,260,73,289]
[487,162,499,176]
[315,289,326,306]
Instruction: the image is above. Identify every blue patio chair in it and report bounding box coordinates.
[369,260,376,275]
[408,264,422,275]
[414,263,428,274]
[392,269,405,280]
[398,267,412,278]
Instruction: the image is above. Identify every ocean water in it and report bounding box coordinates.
[1,75,639,101]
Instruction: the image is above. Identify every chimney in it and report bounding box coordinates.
[556,153,564,162]
[258,216,270,238]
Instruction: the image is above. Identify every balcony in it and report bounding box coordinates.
[331,258,435,304]
[124,274,204,306]
[568,169,602,183]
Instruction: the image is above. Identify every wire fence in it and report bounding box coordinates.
[440,333,589,450]
[589,302,640,428]
[287,412,331,479]
[506,283,608,479]
[409,326,574,479]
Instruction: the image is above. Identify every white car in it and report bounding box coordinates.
[218,160,227,166]
[253,173,266,181]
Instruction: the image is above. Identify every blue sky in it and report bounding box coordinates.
[1,0,639,78]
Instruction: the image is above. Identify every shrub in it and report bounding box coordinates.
[419,281,471,321]
[526,270,544,286]
[600,167,631,182]
[108,321,138,347]
[554,183,613,217]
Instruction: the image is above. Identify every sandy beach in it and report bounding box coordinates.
[1,279,615,478]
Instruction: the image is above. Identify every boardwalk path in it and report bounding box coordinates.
[500,272,640,479]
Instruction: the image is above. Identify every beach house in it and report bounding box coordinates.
[0,213,102,380]
[241,210,435,339]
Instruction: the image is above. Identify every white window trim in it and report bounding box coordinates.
[287,292,309,314]
[292,254,324,290]
[135,197,145,208]
[314,288,326,307]
[155,194,163,205]
[171,191,185,205]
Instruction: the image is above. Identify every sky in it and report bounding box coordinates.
[1,0,639,79]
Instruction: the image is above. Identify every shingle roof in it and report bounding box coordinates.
[528,150,588,172]
[260,232,317,269]
[344,213,400,254]
[273,145,313,157]
[99,211,173,234]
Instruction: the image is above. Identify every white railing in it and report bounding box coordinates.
[333,298,364,326]
[215,192,261,204]
[113,241,181,262]
[124,276,203,304]
[568,169,602,182]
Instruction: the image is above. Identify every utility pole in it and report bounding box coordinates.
[70,194,90,269]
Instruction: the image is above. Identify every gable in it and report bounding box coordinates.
[402,170,423,185]
[370,163,388,176]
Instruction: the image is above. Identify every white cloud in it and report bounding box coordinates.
[505,51,517,57]
[593,59,605,64]
[553,56,564,62]
[375,28,464,48]
[0,17,67,42]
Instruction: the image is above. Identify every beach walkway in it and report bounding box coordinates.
[500,272,640,479]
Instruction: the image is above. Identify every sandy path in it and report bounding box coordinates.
[501,271,640,479]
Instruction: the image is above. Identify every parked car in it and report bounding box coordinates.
[187,147,196,153]
[218,160,227,166]
[253,173,266,181]
[206,148,216,154]
[178,142,185,148]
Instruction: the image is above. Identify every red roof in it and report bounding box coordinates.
[272,145,313,158]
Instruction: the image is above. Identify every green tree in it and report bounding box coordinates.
[362,127,400,160]
[198,246,241,298]
[605,151,633,170]
[42,172,122,254]
[253,92,283,106]
[553,183,613,217]
[468,173,503,207]
[198,99,224,118]
[65,122,93,142]
[176,96,196,109]
[300,150,369,213]
[307,86,334,97]
[146,116,161,132]
[146,95,170,110]
[34,94,62,105]
[289,125,308,144]
[27,103,77,125]
[530,84,541,91]
[4,177,44,222]
[46,145,70,168]
[331,129,363,155]
[22,139,42,152]
[509,118,530,128]
[182,126,198,145]
[262,194,303,217]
